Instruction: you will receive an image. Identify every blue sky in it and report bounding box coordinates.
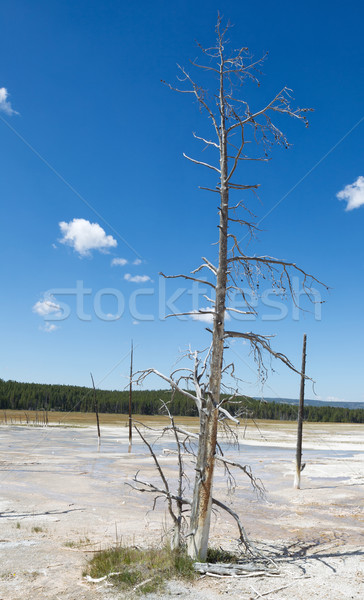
[0,0,363,402]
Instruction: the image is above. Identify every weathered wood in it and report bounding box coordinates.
[193,562,279,576]
[90,372,101,448]
[187,27,230,562]
[294,334,307,489]
[133,16,324,559]
[134,426,178,529]
[128,341,133,453]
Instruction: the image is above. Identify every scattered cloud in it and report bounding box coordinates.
[227,338,247,346]
[59,218,117,256]
[104,313,121,320]
[337,176,364,211]
[41,322,59,333]
[190,308,231,323]
[133,258,142,265]
[33,296,62,317]
[0,87,18,115]
[124,273,151,283]
[111,257,128,267]
[326,395,346,403]
[132,320,140,325]
[191,310,214,323]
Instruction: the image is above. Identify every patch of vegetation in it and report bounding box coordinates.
[26,571,40,579]
[2,378,363,422]
[206,547,238,563]
[31,526,44,533]
[16,522,21,529]
[64,536,91,548]
[85,545,196,594]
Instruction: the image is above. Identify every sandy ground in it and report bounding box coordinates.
[0,418,363,599]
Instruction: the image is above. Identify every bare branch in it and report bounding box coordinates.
[199,186,220,193]
[134,426,177,525]
[135,368,199,404]
[192,131,219,148]
[211,497,256,553]
[176,65,221,138]
[160,272,216,289]
[227,182,260,190]
[227,251,328,299]
[214,455,265,497]
[225,307,255,316]
[183,153,221,173]
[224,330,305,377]
[192,257,218,276]
[128,476,256,554]
[226,119,245,182]
[127,476,191,507]
[218,406,240,424]
[190,59,220,73]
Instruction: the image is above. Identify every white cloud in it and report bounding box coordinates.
[33,297,61,317]
[337,176,364,211]
[111,257,128,267]
[59,218,117,256]
[41,322,59,333]
[190,308,231,323]
[0,87,18,115]
[124,273,151,283]
[132,320,140,325]
[133,258,142,265]
[191,310,214,323]
[326,395,346,403]
[104,313,121,320]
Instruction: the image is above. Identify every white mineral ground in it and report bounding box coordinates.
[0,416,363,599]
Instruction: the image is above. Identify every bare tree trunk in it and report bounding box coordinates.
[128,341,133,453]
[294,334,307,489]
[188,406,219,558]
[188,58,229,561]
[90,372,101,450]
[148,16,324,557]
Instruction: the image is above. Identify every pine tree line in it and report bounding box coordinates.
[0,379,363,423]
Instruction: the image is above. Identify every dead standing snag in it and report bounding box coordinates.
[90,372,101,449]
[137,16,326,561]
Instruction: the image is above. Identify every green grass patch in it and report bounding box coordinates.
[31,526,44,533]
[85,545,196,594]
[206,547,238,563]
[64,536,91,548]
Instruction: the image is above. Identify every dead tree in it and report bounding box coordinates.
[294,334,307,489]
[90,372,101,449]
[137,16,326,561]
[128,399,264,555]
[128,341,133,453]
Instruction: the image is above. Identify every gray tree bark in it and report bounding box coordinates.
[154,16,325,559]
[294,334,307,489]
[188,54,229,560]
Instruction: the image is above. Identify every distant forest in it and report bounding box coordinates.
[0,379,363,423]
